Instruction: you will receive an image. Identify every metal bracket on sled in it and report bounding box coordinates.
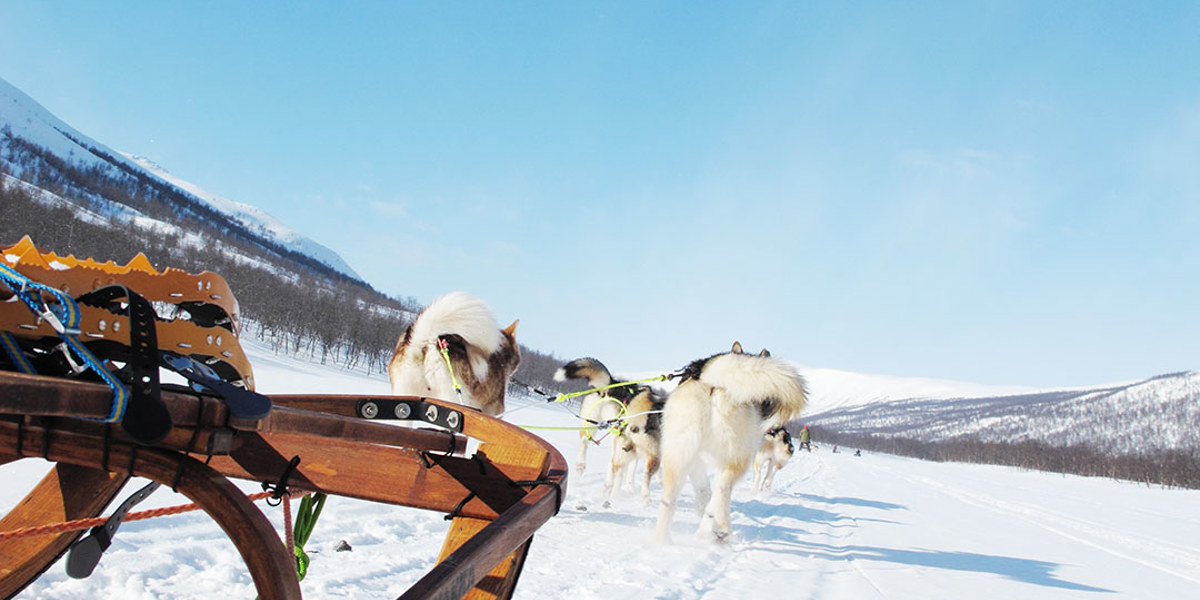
[355,398,465,433]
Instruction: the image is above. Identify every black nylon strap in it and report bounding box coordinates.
[76,285,172,445]
[66,481,161,579]
[160,352,271,421]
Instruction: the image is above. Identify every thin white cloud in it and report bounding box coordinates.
[370,200,408,219]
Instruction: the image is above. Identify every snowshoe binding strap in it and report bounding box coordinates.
[161,351,271,421]
[76,285,173,445]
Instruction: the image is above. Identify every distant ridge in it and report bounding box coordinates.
[0,75,360,280]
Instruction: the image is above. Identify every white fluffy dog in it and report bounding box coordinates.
[388,292,519,416]
[654,342,807,543]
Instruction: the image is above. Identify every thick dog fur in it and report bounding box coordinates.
[555,357,665,504]
[388,292,519,416]
[653,342,807,543]
[752,426,795,492]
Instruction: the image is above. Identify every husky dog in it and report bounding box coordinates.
[388,292,520,416]
[752,426,794,492]
[653,342,807,543]
[555,357,665,504]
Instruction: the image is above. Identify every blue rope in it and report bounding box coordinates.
[0,262,129,422]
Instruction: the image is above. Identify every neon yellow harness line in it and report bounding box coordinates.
[436,338,465,404]
[550,374,670,404]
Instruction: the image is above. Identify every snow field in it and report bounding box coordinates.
[4,339,1199,599]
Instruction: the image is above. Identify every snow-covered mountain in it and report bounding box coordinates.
[0,75,360,280]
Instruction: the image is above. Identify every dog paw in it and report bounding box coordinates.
[695,528,732,544]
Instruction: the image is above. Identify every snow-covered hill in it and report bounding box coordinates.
[0,76,360,280]
[799,366,1041,413]
[801,367,1200,456]
[4,342,1198,599]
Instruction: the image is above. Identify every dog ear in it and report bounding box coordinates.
[759,348,771,357]
[503,319,519,337]
[731,341,744,354]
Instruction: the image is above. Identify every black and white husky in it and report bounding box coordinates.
[752,426,795,492]
[555,357,665,504]
[653,342,807,543]
[388,292,520,416]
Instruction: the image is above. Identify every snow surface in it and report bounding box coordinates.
[4,339,1200,599]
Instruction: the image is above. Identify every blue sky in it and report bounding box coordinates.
[3,2,1198,387]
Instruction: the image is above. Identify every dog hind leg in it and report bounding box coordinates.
[752,453,766,491]
[698,462,744,542]
[763,461,778,491]
[641,454,660,505]
[576,429,591,476]
[689,462,712,514]
[653,459,687,543]
[603,440,633,507]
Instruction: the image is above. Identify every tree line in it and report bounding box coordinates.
[810,426,1200,490]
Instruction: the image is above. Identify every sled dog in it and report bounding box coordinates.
[752,426,794,492]
[388,292,520,416]
[555,357,665,504]
[653,342,807,543]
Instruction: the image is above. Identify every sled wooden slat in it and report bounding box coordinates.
[0,372,568,600]
[270,394,551,458]
[203,432,544,520]
[0,372,468,456]
[254,405,468,455]
[0,464,129,599]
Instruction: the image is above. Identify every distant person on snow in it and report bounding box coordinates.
[798,424,812,452]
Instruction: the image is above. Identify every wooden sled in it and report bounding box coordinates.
[0,371,568,599]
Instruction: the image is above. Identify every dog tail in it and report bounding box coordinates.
[554,357,616,389]
[407,292,504,381]
[700,352,808,423]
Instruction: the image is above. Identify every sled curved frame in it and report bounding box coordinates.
[0,371,567,600]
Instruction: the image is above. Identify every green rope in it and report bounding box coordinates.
[291,492,327,582]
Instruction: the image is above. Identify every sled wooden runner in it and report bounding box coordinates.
[0,372,568,600]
